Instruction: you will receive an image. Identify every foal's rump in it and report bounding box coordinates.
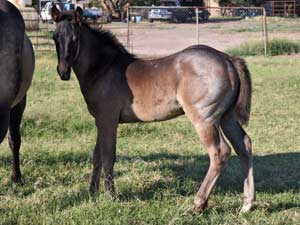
[126,45,250,124]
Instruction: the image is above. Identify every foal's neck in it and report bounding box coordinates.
[73,24,135,85]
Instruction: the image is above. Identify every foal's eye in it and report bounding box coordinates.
[73,36,79,42]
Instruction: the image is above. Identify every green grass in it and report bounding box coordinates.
[1,52,300,224]
[228,17,300,33]
[226,39,300,56]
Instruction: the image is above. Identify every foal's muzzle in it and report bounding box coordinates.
[57,64,71,81]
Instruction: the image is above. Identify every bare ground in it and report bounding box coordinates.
[106,18,300,57]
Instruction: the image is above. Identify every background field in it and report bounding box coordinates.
[130,17,300,56]
[1,52,300,223]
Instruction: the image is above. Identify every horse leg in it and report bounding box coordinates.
[191,120,231,213]
[8,96,26,183]
[90,115,118,195]
[0,111,10,144]
[221,112,255,212]
[89,132,101,193]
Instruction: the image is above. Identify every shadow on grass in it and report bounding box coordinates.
[1,151,299,212]
[207,17,243,23]
[117,152,300,200]
[1,151,299,193]
[0,150,91,166]
[267,202,300,213]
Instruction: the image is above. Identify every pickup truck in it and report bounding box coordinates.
[40,2,62,22]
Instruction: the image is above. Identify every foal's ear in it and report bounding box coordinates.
[51,5,60,22]
[75,7,83,24]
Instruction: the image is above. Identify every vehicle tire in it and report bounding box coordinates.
[172,17,179,23]
[106,15,112,23]
[131,16,136,23]
[149,19,154,23]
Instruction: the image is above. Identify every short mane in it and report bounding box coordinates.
[82,21,136,60]
[59,10,136,60]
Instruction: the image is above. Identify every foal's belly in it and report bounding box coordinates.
[124,57,184,122]
[129,95,184,122]
[12,34,34,107]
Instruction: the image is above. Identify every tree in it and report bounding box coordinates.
[100,0,132,20]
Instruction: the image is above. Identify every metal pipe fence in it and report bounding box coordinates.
[21,6,271,56]
[21,9,129,51]
[128,6,268,56]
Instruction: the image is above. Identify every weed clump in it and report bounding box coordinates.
[226,39,300,56]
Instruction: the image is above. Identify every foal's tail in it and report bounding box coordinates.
[231,57,252,126]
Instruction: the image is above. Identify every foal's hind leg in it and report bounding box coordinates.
[182,100,231,212]
[8,96,26,183]
[221,112,255,212]
[192,121,231,212]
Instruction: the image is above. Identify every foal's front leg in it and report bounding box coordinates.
[89,132,101,193]
[89,115,118,195]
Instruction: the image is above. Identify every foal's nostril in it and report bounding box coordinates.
[58,66,71,81]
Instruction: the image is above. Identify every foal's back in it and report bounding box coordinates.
[125,45,239,123]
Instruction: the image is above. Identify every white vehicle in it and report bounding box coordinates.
[40,2,61,22]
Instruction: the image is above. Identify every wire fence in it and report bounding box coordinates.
[22,6,300,57]
[263,1,300,16]
[127,6,268,56]
[20,8,128,51]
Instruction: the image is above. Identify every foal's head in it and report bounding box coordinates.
[51,6,83,80]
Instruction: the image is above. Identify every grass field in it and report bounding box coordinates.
[0,52,300,224]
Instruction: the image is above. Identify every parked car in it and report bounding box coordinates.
[148,8,173,22]
[232,8,259,18]
[83,7,112,23]
[83,7,102,20]
[148,0,210,23]
[40,3,111,23]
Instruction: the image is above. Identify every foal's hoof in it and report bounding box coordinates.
[194,197,208,213]
[105,187,116,197]
[89,183,99,195]
[11,175,23,185]
[240,202,255,214]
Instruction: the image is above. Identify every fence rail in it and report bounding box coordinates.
[128,6,268,56]
[21,9,128,51]
[21,6,269,55]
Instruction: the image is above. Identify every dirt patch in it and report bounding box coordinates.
[125,18,300,57]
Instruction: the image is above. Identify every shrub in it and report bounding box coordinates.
[226,39,300,56]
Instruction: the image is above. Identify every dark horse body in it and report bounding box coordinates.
[52,7,255,212]
[0,0,35,182]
